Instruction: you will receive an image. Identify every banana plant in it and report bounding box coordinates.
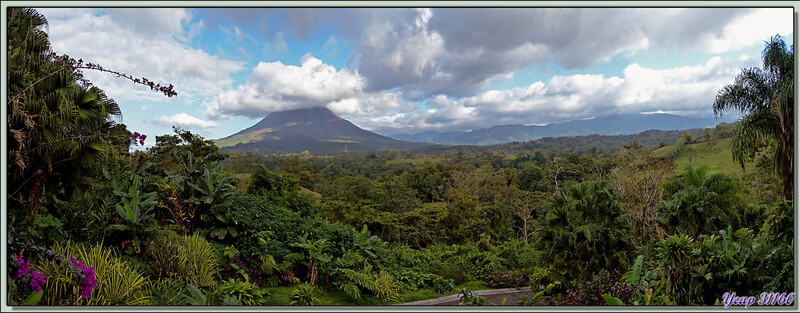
[188,162,235,207]
[290,233,332,287]
[110,176,157,253]
[209,210,239,240]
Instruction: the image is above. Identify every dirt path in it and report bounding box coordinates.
[397,287,534,306]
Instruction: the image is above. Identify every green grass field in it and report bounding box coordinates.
[653,137,751,177]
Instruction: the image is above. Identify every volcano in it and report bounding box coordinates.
[215,107,419,155]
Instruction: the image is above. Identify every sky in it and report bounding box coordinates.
[34,7,794,148]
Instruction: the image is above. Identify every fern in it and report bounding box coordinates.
[339,282,361,300]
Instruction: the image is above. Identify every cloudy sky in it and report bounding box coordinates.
[36,7,793,146]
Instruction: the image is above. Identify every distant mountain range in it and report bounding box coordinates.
[389,113,735,146]
[214,107,736,155]
[215,107,421,155]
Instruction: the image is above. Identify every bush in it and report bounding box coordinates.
[211,193,301,259]
[374,270,401,302]
[428,261,468,285]
[248,165,300,198]
[484,269,529,288]
[432,276,456,294]
[554,270,634,306]
[212,279,269,305]
[147,279,190,305]
[37,242,149,305]
[291,283,321,305]
[176,235,219,288]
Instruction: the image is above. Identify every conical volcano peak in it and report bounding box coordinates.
[215,106,419,155]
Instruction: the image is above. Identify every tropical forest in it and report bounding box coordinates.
[4,7,796,308]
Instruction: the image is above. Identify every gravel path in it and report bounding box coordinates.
[397,287,535,306]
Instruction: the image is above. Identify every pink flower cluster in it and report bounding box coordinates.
[30,271,46,293]
[12,257,30,280]
[12,257,46,293]
[132,132,147,146]
[69,258,97,299]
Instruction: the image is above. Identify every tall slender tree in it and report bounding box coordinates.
[713,35,794,199]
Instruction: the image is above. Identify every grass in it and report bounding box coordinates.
[653,137,751,177]
[263,280,489,306]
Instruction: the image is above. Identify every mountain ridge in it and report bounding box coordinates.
[389,113,735,146]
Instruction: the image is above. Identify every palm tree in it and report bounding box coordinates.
[8,8,127,205]
[534,181,635,282]
[713,35,794,200]
[657,165,746,238]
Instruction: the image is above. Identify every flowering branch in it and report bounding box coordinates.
[8,54,177,106]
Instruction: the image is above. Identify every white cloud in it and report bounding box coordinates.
[354,8,446,92]
[706,8,794,53]
[264,32,288,56]
[206,54,365,118]
[205,54,416,120]
[340,7,791,100]
[151,113,219,129]
[104,8,192,37]
[40,9,246,107]
[365,55,745,134]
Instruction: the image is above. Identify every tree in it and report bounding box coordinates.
[612,154,676,245]
[290,234,332,287]
[657,166,746,238]
[8,8,126,204]
[534,181,635,282]
[713,35,793,199]
[7,8,176,222]
[510,193,544,244]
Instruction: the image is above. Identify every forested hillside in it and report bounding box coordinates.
[6,8,794,308]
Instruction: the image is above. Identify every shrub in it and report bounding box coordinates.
[428,260,468,285]
[431,276,455,294]
[484,269,529,288]
[176,235,219,288]
[458,288,486,305]
[374,270,401,302]
[248,165,300,198]
[554,269,634,306]
[37,242,149,305]
[290,283,321,306]
[535,181,635,282]
[210,193,301,259]
[212,279,269,305]
[147,279,190,305]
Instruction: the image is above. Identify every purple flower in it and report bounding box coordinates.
[37,169,43,175]
[30,271,46,293]
[133,132,140,138]
[12,257,30,280]
[70,258,96,298]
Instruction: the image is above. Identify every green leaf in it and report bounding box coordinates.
[184,284,207,305]
[22,290,43,306]
[626,255,644,285]
[601,294,624,306]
